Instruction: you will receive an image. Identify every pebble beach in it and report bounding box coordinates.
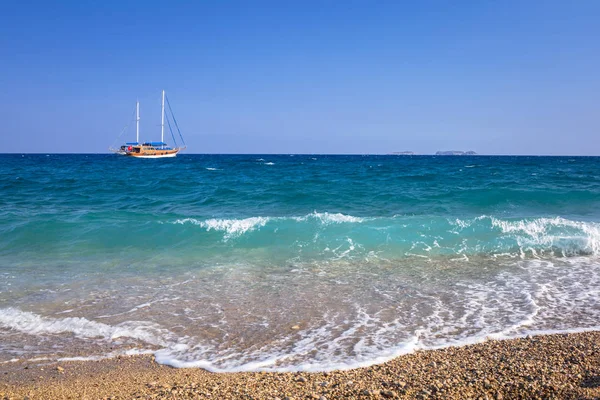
[2,331,599,399]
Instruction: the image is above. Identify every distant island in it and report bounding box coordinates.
[436,151,477,156]
[389,151,415,155]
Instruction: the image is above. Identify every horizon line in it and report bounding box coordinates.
[1,152,599,157]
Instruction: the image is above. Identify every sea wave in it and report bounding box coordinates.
[293,211,366,224]
[0,308,167,346]
[450,216,600,257]
[173,217,270,239]
[171,212,364,240]
[168,213,600,258]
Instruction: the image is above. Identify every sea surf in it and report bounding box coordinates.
[1,154,599,371]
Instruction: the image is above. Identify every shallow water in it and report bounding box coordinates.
[1,154,599,371]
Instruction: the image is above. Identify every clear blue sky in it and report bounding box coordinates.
[1,1,599,154]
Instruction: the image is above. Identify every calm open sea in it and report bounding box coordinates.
[1,154,599,371]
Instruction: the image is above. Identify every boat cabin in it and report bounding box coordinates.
[125,141,177,158]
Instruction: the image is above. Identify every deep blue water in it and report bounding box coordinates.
[1,154,599,371]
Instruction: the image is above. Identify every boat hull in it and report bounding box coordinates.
[126,152,178,158]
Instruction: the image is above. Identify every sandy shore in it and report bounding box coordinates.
[1,331,599,399]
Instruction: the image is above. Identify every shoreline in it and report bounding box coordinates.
[1,331,598,399]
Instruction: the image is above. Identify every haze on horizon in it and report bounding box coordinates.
[1,1,599,155]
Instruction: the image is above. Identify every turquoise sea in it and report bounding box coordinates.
[1,154,599,371]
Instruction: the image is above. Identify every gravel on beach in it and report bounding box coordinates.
[1,331,599,399]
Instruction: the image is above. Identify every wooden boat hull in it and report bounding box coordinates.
[126,149,179,158]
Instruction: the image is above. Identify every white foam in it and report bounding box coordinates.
[58,348,155,363]
[155,289,584,374]
[170,212,366,241]
[172,217,270,240]
[295,211,365,224]
[202,217,270,239]
[449,216,600,256]
[153,309,422,373]
[490,216,600,256]
[4,257,600,374]
[0,308,167,346]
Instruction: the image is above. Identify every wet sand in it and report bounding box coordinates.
[1,331,599,399]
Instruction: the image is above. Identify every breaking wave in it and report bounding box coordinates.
[173,216,270,239]
[0,308,167,346]
[171,212,364,240]
[294,211,366,224]
[169,213,600,258]
[450,216,600,257]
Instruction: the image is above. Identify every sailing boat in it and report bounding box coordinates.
[110,90,186,158]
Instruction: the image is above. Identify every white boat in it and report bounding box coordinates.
[110,90,186,158]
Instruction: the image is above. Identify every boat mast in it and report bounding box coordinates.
[161,90,165,143]
[136,100,140,143]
